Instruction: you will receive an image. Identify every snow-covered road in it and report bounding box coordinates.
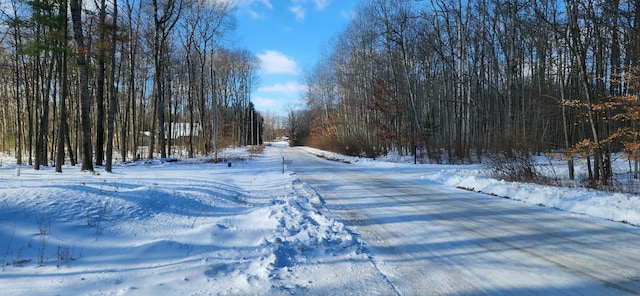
[285,146,640,295]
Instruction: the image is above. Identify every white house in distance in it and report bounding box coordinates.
[136,123,203,159]
[168,123,202,139]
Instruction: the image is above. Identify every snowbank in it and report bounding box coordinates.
[0,147,369,295]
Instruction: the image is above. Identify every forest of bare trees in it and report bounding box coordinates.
[0,0,263,173]
[3,0,640,188]
[298,0,640,187]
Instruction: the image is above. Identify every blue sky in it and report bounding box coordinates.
[231,0,361,115]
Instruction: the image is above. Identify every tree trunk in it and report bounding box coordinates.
[106,0,119,172]
[566,0,606,185]
[151,0,181,159]
[95,0,107,166]
[70,0,94,172]
[12,5,23,165]
[55,0,69,173]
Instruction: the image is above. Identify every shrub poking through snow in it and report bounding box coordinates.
[488,150,540,183]
[35,214,51,266]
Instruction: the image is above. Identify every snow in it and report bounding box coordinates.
[423,162,640,226]
[1,143,639,295]
[299,146,640,226]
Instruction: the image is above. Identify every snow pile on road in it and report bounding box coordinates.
[0,147,367,295]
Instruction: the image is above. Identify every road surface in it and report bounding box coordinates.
[283,147,640,295]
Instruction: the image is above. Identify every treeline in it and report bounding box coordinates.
[0,0,263,173]
[299,0,640,185]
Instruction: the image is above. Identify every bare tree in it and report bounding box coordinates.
[286,107,301,147]
[148,0,184,159]
[70,0,94,171]
[564,0,606,184]
[0,0,268,173]
[94,0,108,166]
[55,0,70,173]
[105,0,119,172]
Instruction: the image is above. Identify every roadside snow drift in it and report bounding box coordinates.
[0,148,371,295]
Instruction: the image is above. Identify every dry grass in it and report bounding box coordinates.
[247,145,265,155]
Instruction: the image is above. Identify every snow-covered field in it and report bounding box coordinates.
[1,143,639,295]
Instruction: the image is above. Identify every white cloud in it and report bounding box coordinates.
[340,9,356,20]
[260,0,273,9]
[290,0,331,11]
[252,96,279,109]
[253,96,305,113]
[232,0,273,19]
[257,50,299,75]
[289,5,305,20]
[312,0,330,10]
[248,10,266,20]
[259,82,306,96]
[232,0,272,9]
[288,0,330,19]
